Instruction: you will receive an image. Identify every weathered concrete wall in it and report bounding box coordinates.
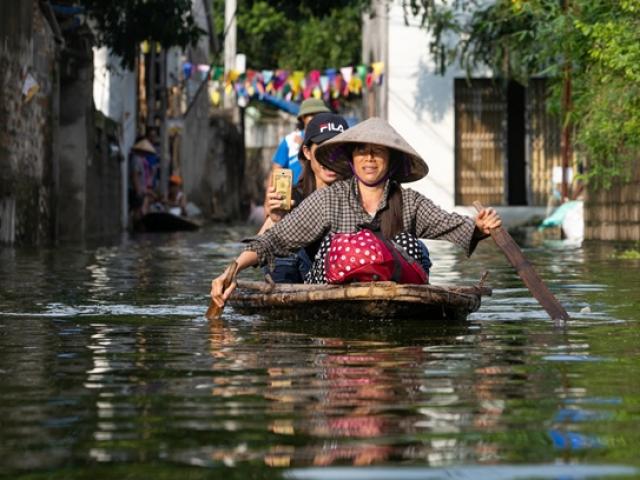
[93,47,137,230]
[1,3,123,245]
[244,108,297,208]
[206,114,244,220]
[0,0,57,245]
[85,113,124,239]
[585,164,640,241]
[56,28,94,243]
[180,89,244,221]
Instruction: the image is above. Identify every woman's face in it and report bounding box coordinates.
[304,143,338,186]
[352,143,390,185]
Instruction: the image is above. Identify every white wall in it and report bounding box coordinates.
[387,2,463,210]
[387,1,497,211]
[93,47,137,228]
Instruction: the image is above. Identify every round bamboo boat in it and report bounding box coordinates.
[228,280,491,321]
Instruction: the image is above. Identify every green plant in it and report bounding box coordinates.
[211,0,367,70]
[405,0,640,189]
[80,0,205,69]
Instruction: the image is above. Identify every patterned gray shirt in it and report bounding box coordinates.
[245,177,480,267]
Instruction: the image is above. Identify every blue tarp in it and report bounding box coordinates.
[252,95,359,127]
[257,94,299,116]
[539,200,582,229]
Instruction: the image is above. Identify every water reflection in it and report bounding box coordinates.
[0,225,639,478]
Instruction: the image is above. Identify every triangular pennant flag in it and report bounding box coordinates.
[372,62,384,78]
[308,69,321,86]
[210,89,221,106]
[212,66,224,81]
[262,70,274,84]
[340,66,352,84]
[290,71,305,96]
[319,75,329,94]
[348,76,363,95]
[325,68,336,85]
[366,72,374,90]
[226,69,240,83]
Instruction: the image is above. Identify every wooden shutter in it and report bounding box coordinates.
[455,79,507,206]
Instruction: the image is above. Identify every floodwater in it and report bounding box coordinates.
[1,224,639,480]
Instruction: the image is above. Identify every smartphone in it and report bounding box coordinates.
[271,168,293,211]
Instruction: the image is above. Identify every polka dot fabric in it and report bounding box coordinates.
[305,235,333,284]
[304,229,428,284]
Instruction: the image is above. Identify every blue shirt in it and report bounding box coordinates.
[272,130,304,185]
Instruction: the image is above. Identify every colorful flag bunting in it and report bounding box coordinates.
[201,61,384,107]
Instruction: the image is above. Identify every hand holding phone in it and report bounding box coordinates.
[271,168,293,211]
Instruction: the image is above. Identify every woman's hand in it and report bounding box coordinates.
[475,207,502,236]
[210,264,238,308]
[264,186,294,223]
[209,252,258,308]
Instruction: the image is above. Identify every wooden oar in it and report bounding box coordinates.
[205,261,238,320]
[474,201,570,323]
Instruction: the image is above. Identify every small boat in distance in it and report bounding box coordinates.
[135,211,202,232]
[227,280,491,321]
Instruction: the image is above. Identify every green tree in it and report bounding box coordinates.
[80,0,205,69]
[211,0,367,70]
[407,0,640,187]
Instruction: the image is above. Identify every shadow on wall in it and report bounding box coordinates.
[413,57,453,123]
[202,114,245,222]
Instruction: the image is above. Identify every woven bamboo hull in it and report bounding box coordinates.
[228,281,491,321]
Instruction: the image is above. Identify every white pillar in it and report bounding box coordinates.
[223,0,237,109]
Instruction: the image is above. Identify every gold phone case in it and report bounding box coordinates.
[272,168,293,210]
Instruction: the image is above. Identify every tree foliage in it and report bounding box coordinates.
[211,0,368,71]
[80,0,205,69]
[407,0,640,187]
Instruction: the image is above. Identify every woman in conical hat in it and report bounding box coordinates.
[210,118,501,305]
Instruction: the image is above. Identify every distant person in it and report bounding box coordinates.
[129,138,157,219]
[271,98,330,186]
[166,175,187,216]
[144,127,161,191]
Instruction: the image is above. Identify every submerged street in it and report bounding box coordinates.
[1,226,639,478]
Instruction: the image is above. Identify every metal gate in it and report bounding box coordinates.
[455,78,562,206]
[526,78,562,206]
[454,79,507,206]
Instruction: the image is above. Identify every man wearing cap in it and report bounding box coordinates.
[270,98,330,186]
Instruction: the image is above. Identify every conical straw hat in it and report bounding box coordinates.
[315,117,429,183]
[132,139,156,154]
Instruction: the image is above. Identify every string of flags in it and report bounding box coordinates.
[181,62,385,106]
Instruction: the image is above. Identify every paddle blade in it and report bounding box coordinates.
[205,261,238,320]
[473,201,570,322]
[205,301,222,320]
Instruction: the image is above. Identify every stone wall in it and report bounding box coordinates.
[585,164,640,241]
[0,3,123,245]
[0,0,57,244]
